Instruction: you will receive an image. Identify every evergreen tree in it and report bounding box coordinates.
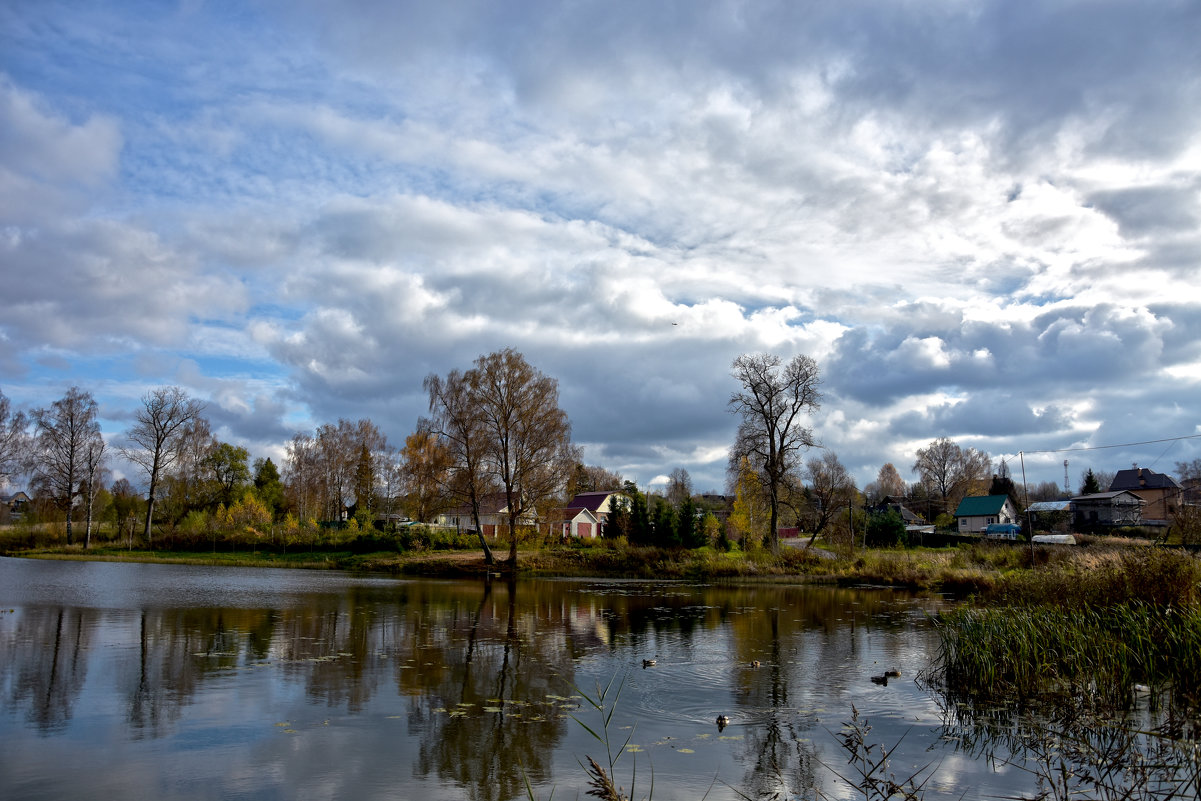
[604,496,629,539]
[865,509,907,547]
[629,490,653,545]
[654,500,678,547]
[678,495,706,548]
[1080,468,1102,495]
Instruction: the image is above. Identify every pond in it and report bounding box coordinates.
[1,556,1035,800]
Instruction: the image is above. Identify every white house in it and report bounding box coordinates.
[954,494,1018,534]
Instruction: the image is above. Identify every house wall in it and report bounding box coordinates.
[1126,488,1180,522]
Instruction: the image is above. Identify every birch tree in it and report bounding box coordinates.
[0,388,30,488]
[122,386,205,545]
[32,387,103,546]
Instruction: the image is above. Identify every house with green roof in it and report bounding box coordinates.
[954,494,1018,535]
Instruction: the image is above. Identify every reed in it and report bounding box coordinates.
[928,603,1201,711]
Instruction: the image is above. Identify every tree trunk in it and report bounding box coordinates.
[507,510,519,567]
[143,495,155,548]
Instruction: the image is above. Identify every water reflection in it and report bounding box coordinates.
[1,558,1003,800]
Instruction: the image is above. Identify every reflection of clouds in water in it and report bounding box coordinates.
[1,561,1040,799]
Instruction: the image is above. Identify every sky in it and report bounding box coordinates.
[2,0,1200,496]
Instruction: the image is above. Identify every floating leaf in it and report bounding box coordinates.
[678,748,695,754]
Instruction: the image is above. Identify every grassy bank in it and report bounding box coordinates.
[7,535,1194,593]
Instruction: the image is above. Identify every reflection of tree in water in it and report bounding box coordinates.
[730,608,821,799]
[396,578,579,801]
[1,607,91,734]
[125,606,280,736]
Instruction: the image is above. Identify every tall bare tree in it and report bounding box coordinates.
[0,388,31,489]
[728,353,822,553]
[31,387,104,546]
[424,368,496,563]
[81,433,107,548]
[469,349,574,567]
[122,386,205,545]
[911,437,991,515]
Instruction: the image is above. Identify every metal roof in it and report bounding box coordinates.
[1026,500,1071,512]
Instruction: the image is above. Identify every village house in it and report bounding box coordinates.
[1108,466,1183,525]
[553,490,629,539]
[953,494,1018,534]
[434,492,537,537]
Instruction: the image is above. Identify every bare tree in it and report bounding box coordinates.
[0,388,31,489]
[666,467,693,509]
[81,434,107,548]
[122,386,205,545]
[284,432,320,521]
[875,463,907,499]
[31,387,103,546]
[424,368,497,563]
[566,463,625,497]
[469,349,574,567]
[800,451,856,544]
[728,353,822,553]
[911,437,990,515]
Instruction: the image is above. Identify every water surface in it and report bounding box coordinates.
[1,556,1028,799]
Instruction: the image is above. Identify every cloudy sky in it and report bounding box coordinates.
[3,0,1200,495]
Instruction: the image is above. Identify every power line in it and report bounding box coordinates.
[1021,433,1201,456]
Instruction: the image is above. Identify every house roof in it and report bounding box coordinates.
[954,495,1011,517]
[564,490,623,512]
[1073,490,1145,504]
[1109,467,1181,492]
[557,507,598,523]
[1027,500,1071,513]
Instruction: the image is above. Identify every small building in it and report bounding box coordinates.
[954,494,1018,535]
[2,491,31,520]
[1073,490,1145,529]
[558,507,601,539]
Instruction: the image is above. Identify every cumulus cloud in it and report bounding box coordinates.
[2,1,1200,490]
